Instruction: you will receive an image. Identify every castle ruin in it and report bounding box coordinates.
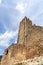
[1,16,43,65]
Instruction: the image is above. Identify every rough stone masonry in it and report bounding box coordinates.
[1,16,43,65]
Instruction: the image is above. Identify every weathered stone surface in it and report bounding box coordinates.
[1,16,43,65]
[10,56,43,65]
[0,56,2,65]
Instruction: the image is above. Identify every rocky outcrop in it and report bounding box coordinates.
[10,56,43,65]
[0,56,2,61]
[0,56,2,65]
[1,16,43,65]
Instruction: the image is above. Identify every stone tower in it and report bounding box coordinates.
[17,16,32,45]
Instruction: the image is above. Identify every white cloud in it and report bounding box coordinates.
[16,2,27,14]
[0,0,2,4]
[0,30,18,47]
[14,40,17,43]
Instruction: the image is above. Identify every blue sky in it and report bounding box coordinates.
[0,0,43,55]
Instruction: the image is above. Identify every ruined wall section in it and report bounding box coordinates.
[27,25,43,45]
[17,17,32,45]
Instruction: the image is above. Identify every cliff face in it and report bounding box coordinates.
[0,56,2,65]
[0,56,2,61]
[1,16,43,65]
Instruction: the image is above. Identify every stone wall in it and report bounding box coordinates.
[17,16,32,45]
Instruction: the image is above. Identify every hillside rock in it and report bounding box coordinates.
[11,56,43,65]
[1,16,43,65]
[0,56,2,65]
[0,56,2,62]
